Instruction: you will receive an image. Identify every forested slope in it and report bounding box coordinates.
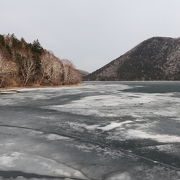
[0,34,81,88]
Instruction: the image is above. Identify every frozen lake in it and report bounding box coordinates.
[0,81,180,180]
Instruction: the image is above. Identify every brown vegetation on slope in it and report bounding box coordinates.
[0,34,81,88]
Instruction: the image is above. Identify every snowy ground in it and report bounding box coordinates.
[0,81,180,180]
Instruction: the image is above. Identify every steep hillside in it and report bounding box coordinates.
[0,34,81,88]
[85,37,180,81]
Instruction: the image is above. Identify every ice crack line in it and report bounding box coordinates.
[0,124,179,172]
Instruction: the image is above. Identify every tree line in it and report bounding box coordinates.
[0,34,81,88]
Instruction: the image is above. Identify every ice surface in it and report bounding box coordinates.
[0,152,87,179]
[46,92,179,120]
[0,82,180,180]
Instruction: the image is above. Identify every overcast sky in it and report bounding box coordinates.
[0,0,180,72]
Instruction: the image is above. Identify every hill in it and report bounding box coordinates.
[85,37,180,81]
[0,34,81,88]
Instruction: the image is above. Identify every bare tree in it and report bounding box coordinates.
[0,54,18,87]
[20,58,35,86]
[61,59,74,67]
[40,52,64,85]
[0,58,5,87]
[40,52,52,84]
[62,60,81,84]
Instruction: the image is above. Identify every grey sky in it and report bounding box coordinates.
[0,0,180,72]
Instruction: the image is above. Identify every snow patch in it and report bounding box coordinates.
[98,121,132,131]
[46,134,70,141]
[0,152,88,179]
[128,129,180,143]
[0,152,21,168]
[106,172,131,180]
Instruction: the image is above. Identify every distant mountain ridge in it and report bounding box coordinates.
[78,69,89,77]
[85,37,180,81]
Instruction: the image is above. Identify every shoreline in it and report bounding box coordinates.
[0,83,84,93]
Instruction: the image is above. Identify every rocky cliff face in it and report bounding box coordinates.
[0,34,81,88]
[85,37,180,81]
